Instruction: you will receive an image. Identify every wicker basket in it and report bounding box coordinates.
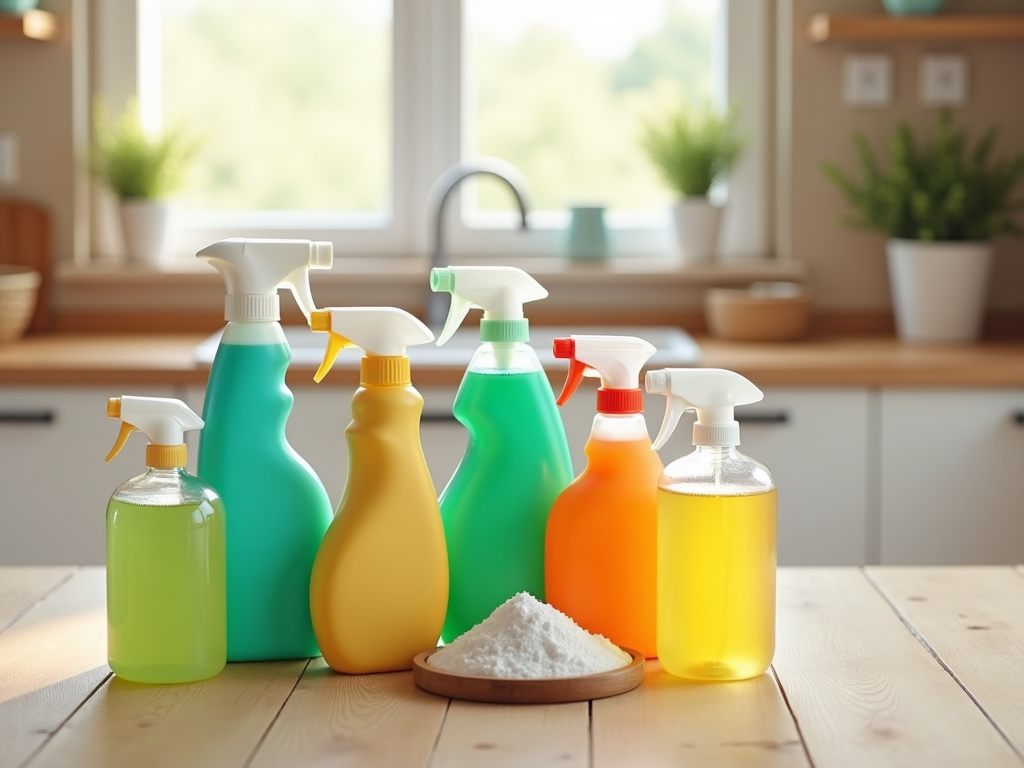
[0,264,41,344]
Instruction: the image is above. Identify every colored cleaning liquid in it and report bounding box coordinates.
[441,369,573,642]
[106,498,226,684]
[310,384,448,674]
[545,435,661,658]
[199,341,333,661]
[657,488,777,680]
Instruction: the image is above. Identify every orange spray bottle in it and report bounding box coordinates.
[545,335,662,658]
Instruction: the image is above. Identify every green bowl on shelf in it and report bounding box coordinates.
[881,0,946,14]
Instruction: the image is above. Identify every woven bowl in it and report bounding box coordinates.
[705,282,811,342]
[0,264,41,344]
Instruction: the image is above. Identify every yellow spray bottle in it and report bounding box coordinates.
[308,306,448,674]
[646,368,777,681]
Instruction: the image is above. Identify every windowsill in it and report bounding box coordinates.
[51,256,807,333]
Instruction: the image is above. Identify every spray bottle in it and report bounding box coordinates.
[646,368,777,680]
[430,265,573,641]
[545,335,662,658]
[104,395,225,684]
[197,237,334,661]
[307,306,448,673]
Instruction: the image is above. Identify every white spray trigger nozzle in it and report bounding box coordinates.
[645,368,763,451]
[430,265,547,346]
[552,335,655,407]
[105,395,204,464]
[310,307,434,383]
[198,237,333,323]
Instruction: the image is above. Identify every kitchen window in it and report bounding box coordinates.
[92,0,771,263]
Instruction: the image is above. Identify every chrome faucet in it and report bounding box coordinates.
[425,157,530,330]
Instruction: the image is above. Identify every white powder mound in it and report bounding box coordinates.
[428,592,632,679]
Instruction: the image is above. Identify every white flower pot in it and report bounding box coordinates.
[119,200,176,268]
[672,198,723,264]
[886,239,993,343]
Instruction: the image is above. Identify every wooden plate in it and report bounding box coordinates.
[411,648,645,704]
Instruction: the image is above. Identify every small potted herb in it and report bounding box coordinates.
[823,112,1024,343]
[91,98,197,267]
[641,102,743,263]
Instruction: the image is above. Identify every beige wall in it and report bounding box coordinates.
[781,0,1024,311]
[0,0,85,265]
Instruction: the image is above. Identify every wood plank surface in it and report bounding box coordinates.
[772,568,1021,768]
[28,660,309,768]
[807,13,1024,43]
[249,659,448,768]
[431,699,589,768]
[868,567,1024,760]
[592,661,808,768]
[0,568,108,768]
[0,199,52,332]
[0,567,74,634]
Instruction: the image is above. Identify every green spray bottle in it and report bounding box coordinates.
[104,395,226,684]
[430,265,573,641]
[197,237,334,661]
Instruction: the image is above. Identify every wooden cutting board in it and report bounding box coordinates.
[0,198,51,333]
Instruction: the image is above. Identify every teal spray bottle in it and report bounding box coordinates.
[197,237,334,661]
[646,368,777,680]
[104,395,226,684]
[430,265,573,641]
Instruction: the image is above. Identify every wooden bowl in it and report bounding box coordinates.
[411,647,645,704]
[0,264,40,344]
[705,282,811,342]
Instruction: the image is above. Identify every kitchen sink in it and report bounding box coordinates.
[194,325,701,369]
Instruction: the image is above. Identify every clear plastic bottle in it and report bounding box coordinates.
[647,368,777,681]
[104,396,226,684]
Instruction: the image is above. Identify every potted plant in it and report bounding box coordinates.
[641,102,743,264]
[91,99,197,267]
[823,113,1024,343]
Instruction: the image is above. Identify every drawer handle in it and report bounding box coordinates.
[0,410,55,424]
[421,412,459,424]
[737,411,789,425]
[1014,411,1024,425]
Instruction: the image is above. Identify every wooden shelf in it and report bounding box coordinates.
[808,13,1024,43]
[0,9,58,42]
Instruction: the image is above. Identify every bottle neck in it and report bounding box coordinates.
[590,413,650,442]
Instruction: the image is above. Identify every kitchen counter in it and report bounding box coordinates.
[2,566,1023,767]
[3,333,1024,387]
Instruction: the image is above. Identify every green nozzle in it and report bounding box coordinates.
[430,268,454,293]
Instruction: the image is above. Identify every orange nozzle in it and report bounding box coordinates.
[314,331,356,384]
[553,337,586,406]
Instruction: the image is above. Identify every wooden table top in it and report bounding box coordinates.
[2,566,1023,768]
[3,333,1024,388]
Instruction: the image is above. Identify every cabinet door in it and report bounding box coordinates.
[0,386,177,565]
[736,388,870,566]
[880,389,1024,565]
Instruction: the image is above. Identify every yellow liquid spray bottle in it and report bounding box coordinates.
[308,306,448,674]
[646,368,776,681]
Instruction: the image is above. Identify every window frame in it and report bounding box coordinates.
[90,0,772,264]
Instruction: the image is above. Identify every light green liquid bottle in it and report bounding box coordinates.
[106,470,227,684]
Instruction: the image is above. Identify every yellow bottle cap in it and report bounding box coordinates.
[361,356,410,387]
[146,444,188,469]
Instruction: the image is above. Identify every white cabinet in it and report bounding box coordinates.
[0,386,178,565]
[730,388,870,566]
[880,389,1024,565]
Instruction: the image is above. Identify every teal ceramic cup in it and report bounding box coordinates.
[881,0,945,14]
[566,205,608,260]
[0,0,39,13]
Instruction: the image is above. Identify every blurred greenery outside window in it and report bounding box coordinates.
[134,0,734,258]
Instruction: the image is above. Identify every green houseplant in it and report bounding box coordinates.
[641,102,743,263]
[823,113,1024,343]
[92,99,197,267]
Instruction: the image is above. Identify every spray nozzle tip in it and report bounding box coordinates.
[552,337,574,360]
[107,397,122,419]
[430,267,454,293]
[310,310,331,333]
[645,370,668,395]
[311,241,333,269]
